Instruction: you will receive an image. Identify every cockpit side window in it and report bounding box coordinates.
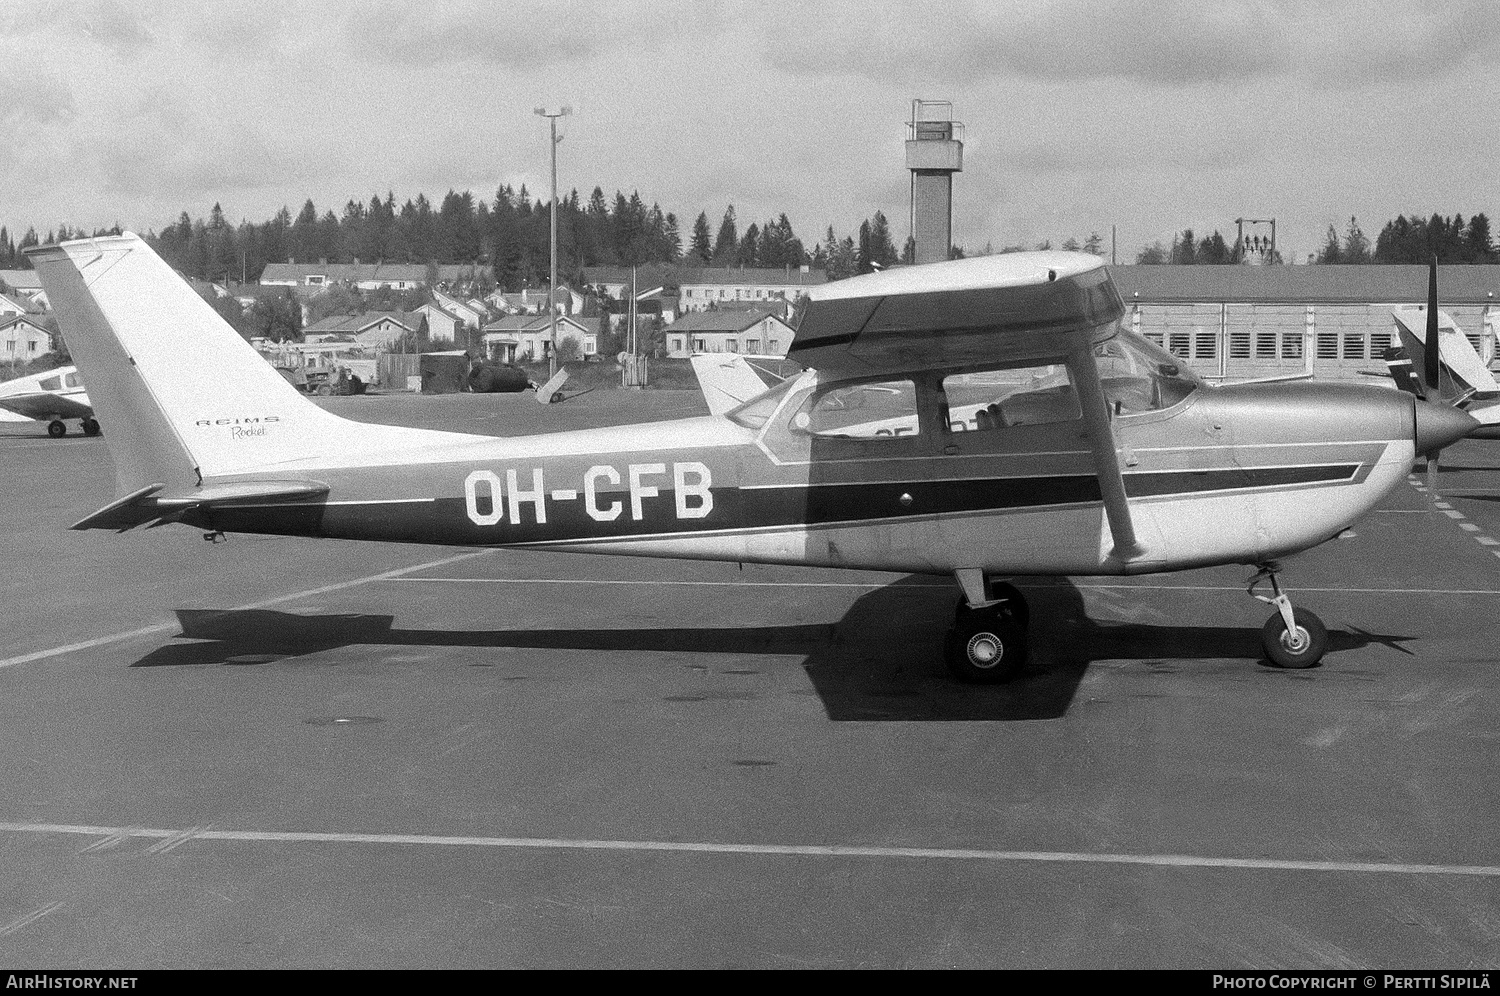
[942,364,1080,432]
[791,379,920,439]
[1095,331,1201,416]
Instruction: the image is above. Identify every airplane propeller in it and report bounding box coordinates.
[1413,257,1481,497]
[1425,257,1442,494]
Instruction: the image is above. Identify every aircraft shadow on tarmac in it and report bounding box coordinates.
[130,576,1410,722]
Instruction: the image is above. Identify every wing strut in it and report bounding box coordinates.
[1070,342,1141,562]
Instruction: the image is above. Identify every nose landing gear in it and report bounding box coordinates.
[945,570,1030,683]
[1249,564,1328,669]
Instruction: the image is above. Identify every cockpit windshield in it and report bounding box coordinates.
[726,376,799,429]
[1094,328,1202,415]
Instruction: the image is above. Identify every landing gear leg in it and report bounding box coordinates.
[944,570,1030,683]
[47,420,66,438]
[1249,563,1328,669]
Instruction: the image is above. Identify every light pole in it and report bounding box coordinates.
[534,105,571,378]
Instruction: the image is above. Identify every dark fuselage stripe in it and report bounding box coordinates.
[195,463,1364,547]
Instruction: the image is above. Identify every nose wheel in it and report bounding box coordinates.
[945,573,1030,683]
[1249,565,1328,669]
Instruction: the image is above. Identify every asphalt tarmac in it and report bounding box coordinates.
[1,390,1498,969]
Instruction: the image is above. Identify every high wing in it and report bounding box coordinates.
[787,252,1123,377]
[689,354,775,416]
[0,390,94,421]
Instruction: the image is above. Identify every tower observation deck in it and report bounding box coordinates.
[906,99,964,265]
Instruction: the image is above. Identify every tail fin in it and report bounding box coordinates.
[1382,346,1425,399]
[27,233,381,495]
[690,354,774,417]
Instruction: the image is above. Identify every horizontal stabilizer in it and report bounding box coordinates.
[72,479,329,531]
[0,391,94,421]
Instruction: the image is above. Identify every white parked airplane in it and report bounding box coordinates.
[1379,263,1500,497]
[0,364,98,437]
[30,233,1476,678]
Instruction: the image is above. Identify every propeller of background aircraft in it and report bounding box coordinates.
[1424,257,1444,494]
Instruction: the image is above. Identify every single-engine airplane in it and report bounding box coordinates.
[29,233,1478,680]
[0,364,99,437]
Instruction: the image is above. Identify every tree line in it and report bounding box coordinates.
[1134,213,1497,265]
[0,190,905,290]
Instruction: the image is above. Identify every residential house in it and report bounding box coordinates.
[432,289,487,331]
[583,264,827,315]
[662,308,795,357]
[0,292,29,318]
[0,269,46,310]
[259,261,489,293]
[415,303,463,346]
[487,286,586,316]
[0,315,52,362]
[481,314,596,363]
[302,311,428,350]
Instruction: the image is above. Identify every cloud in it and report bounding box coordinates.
[760,1,1289,88]
[1,0,155,56]
[0,75,76,128]
[335,0,694,70]
[755,0,1500,90]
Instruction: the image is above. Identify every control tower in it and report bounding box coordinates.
[906,99,964,265]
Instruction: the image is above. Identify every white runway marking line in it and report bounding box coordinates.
[0,900,65,936]
[2,821,1499,879]
[387,578,1500,596]
[1407,476,1500,561]
[0,549,494,670]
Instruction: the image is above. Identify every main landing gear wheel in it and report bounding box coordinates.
[1248,564,1328,669]
[1260,608,1328,669]
[47,420,66,438]
[945,583,1030,683]
[82,418,101,436]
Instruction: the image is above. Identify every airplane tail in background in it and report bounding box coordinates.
[27,233,457,499]
[1381,347,1426,399]
[690,354,776,417]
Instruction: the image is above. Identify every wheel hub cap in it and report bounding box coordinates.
[1281,626,1309,654]
[967,633,1003,668]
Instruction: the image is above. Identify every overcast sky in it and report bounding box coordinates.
[3,0,1497,264]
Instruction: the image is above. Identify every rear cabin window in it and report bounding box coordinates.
[943,365,1079,432]
[39,376,61,391]
[793,380,919,439]
[65,372,80,388]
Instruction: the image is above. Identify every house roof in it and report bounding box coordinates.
[0,291,32,313]
[1111,263,1500,305]
[583,264,828,289]
[303,311,422,335]
[665,308,789,334]
[0,269,42,291]
[0,314,50,335]
[482,314,590,334]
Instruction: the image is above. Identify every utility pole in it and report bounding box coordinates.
[534,105,572,378]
